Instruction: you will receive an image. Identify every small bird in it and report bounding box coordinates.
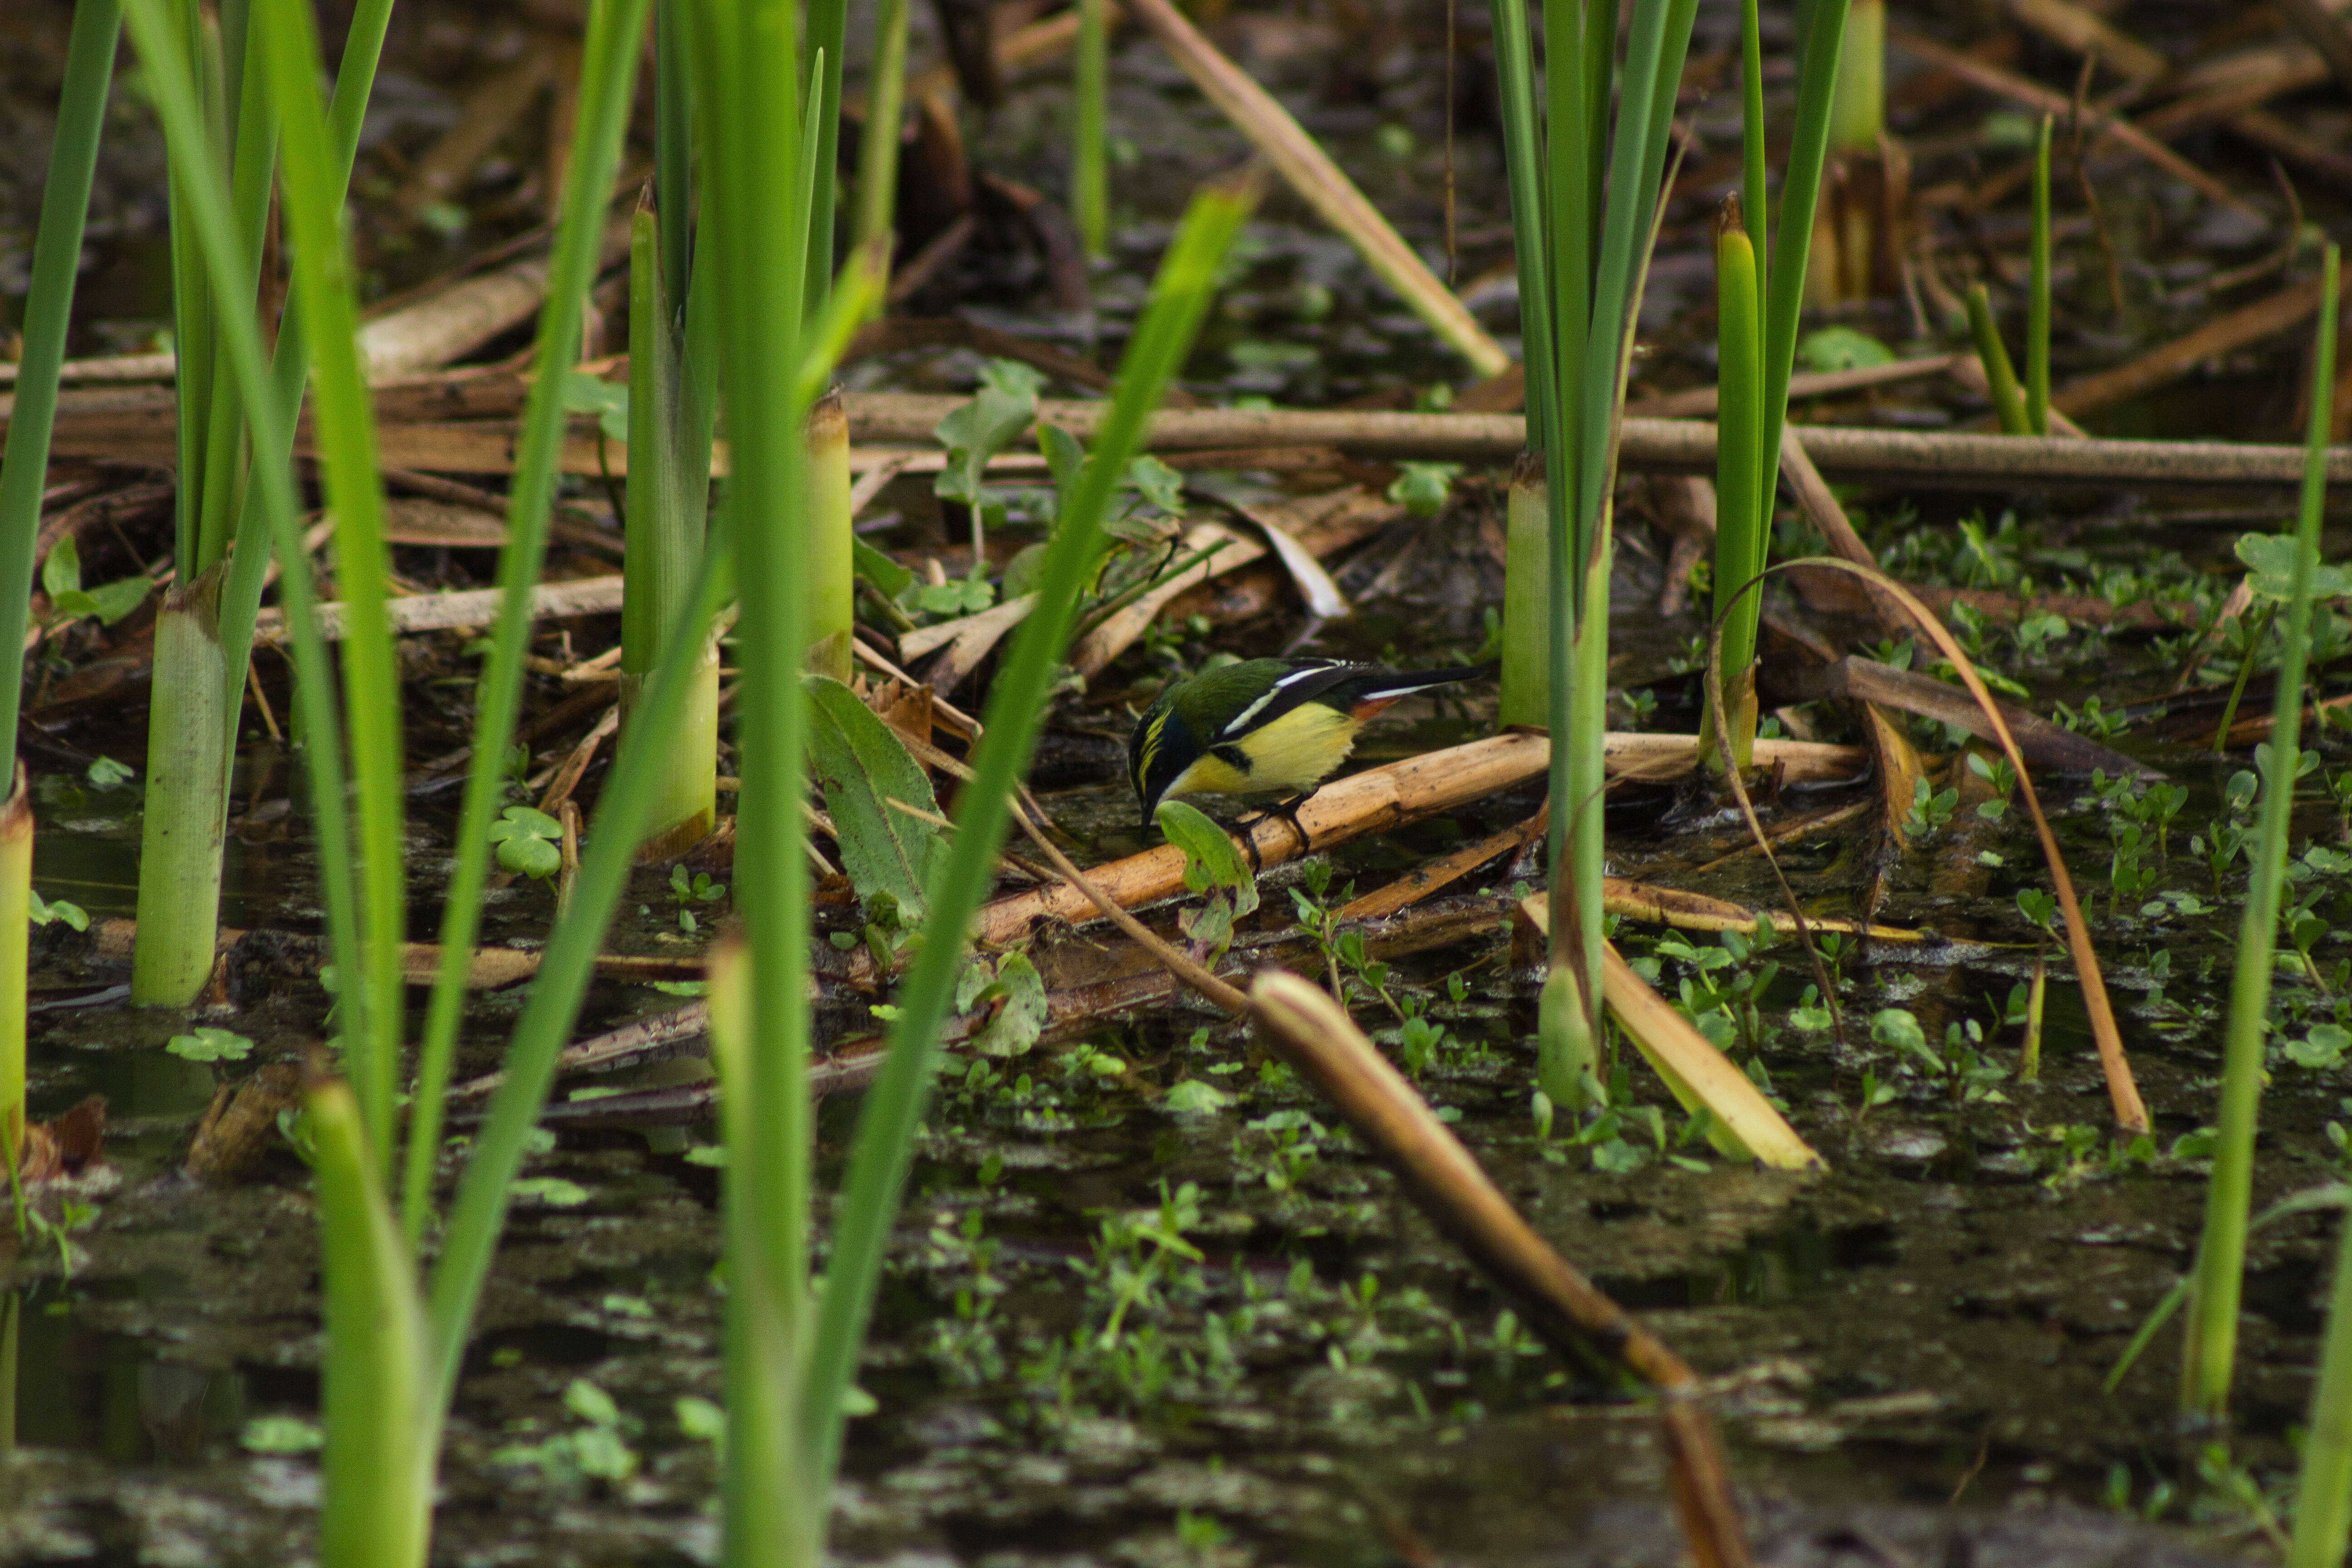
[1127,657,1493,827]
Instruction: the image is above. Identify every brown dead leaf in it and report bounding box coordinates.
[871,678,936,754]
[185,1063,305,1186]
[18,1093,106,1185]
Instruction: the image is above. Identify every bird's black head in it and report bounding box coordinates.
[1127,696,1193,828]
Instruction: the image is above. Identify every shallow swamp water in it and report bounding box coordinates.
[10,0,2352,1561]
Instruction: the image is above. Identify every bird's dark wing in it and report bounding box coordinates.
[1208,660,1372,741]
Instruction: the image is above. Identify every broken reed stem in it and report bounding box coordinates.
[958,731,1862,950]
[840,393,2352,490]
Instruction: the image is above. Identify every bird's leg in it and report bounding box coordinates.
[1241,788,1319,862]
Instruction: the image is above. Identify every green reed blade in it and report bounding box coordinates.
[118,0,367,1115]
[1739,0,1766,295]
[2185,244,2340,1421]
[0,0,121,785]
[1548,0,1697,1108]
[2029,113,2053,436]
[1484,0,1563,742]
[1073,0,1109,258]
[804,0,847,320]
[655,0,693,306]
[2289,1206,2352,1568]
[1485,0,1550,433]
[162,0,218,578]
[1965,282,2032,436]
[1823,0,1884,154]
[1711,209,1765,754]
[799,184,1251,1502]
[690,2,821,1555]
[422,522,733,1403]
[260,0,409,1158]
[309,1076,433,1568]
[405,0,661,1236]
[190,7,276,578]
[854,0,914,290]
[215,0,394,709]
[136,0,388,1011]
[1754,0,1852,528]
[1542,0,1590,479]
[1566,0,1692,564]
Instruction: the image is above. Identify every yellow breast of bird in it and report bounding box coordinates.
[1167,702,1362,798]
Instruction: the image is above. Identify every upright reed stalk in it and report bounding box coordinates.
[622,198,721,859]
[118,0,369,1124]
[1074,0,1110,258]
[1489,0,1700,1110]
[852,0,914,297]
[691,0,822,1553]
[1699,0,1849,808]
[2183,245,2341,1422]
[2291,1204,2352,1568]
[798,186,1250,1529]
[1708,201,1764,773]
[0,0,122,1158]
[126,0,393,1007]
[2028,113,2053,436]
[406,0,662,1233]
[261,0,408,1157]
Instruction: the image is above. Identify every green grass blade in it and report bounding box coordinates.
[655,0,692,307]
[1739,0,1766,301]
[706,932,803,1565]
[1754,0,1852,526]
[1965,282,2031,436]
[2029,113,2052,436]
[804,0,846,320]
[0,0,122,784]
[661,3,820,1556]
[2290,1210,2352,1568]
[260,0,408,1158]
[215,0,394,711]
[1073,0,1109,258]
[2185,244,2340,1420]
[799,182,1251,1499]
[422,524,731,1401]
[1543,0,1590,469]
[404,0,660,1237]
[1568,0,1694,576]
[308,1075,434,1568]
[1483,0,1552,451]
[853,0,914,290]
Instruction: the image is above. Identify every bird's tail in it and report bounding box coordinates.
[1350,662,1497,702]
[1341,662,1496,719]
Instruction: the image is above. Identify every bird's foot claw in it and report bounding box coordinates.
[1239,795,1314,868]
